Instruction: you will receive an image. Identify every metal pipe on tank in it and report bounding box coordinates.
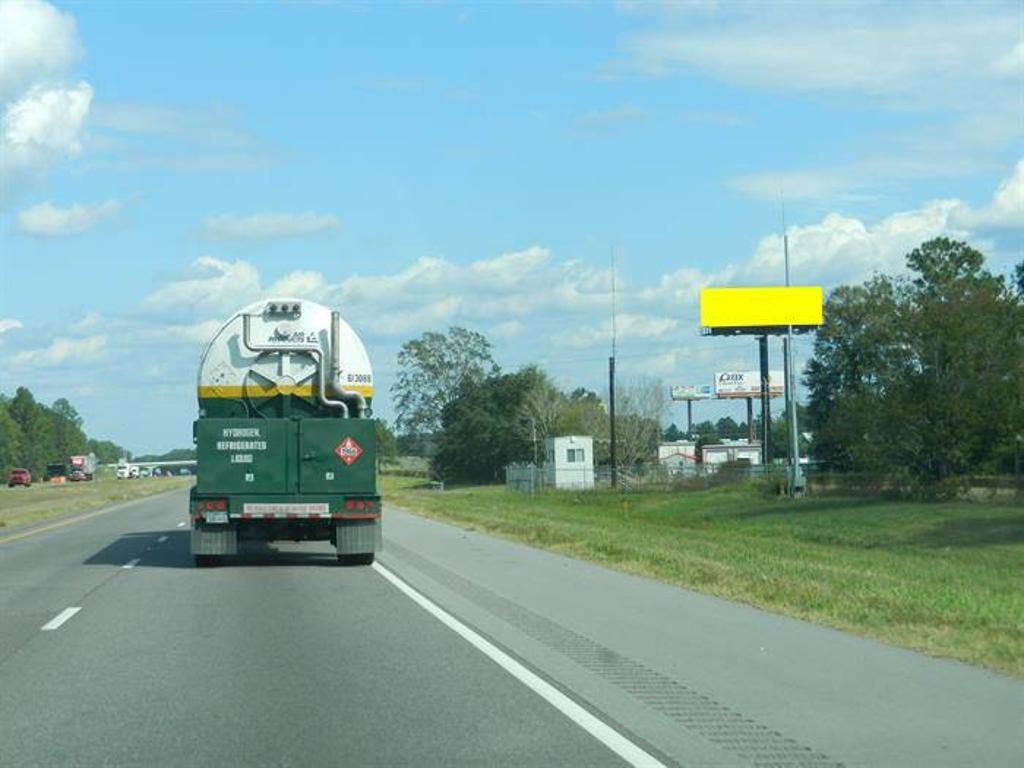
[242,313,348,416]
[330,310,367,417]
[330,311,342,384]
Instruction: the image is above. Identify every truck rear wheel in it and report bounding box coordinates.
[338,552,375,567]
[194,555,221,568]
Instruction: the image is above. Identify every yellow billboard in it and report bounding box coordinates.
[700,286,823,332]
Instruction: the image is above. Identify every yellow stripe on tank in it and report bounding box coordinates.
[197,384,373,399]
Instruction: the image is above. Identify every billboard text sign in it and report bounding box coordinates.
[714,370,784,399]
[670,384,713,401]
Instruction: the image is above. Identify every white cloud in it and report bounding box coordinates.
[70,312,101,333]
[0,0,81,103]
[268,271,331,300]
[0,318,23,334]
[616,9,1020,105]
[991,40,1024,77]
[16,198,123,237]
[143,256,263,314]
[568,313,680,349]
[951,160,1024,231]
[615,7,1022,200]
[493,320,525,339]
[11,334,106,368]
[0,81,92,205]
[200,212,339,240]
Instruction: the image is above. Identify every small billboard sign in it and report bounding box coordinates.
[714,371,784,399]
[670,384,714,401]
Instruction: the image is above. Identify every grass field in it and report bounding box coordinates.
[0,476,193,531]
[381,476,1024,677]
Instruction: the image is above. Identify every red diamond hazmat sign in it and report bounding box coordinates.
[334,437,363,466]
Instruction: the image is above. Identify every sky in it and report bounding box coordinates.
[0,0,1021,454]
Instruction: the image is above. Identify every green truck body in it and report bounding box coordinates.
[189,299,380,566]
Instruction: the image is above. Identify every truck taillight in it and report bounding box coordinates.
[200,499,226,511]
[344,499,376,511]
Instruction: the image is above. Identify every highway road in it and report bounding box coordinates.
[0,488,1020,767]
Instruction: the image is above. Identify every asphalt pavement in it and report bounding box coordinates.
[0,488,1020,767]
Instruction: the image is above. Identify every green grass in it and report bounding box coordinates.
[0,475,193,531]
[381,476,1024,678]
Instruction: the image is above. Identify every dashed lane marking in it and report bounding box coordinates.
[41,607,81,631]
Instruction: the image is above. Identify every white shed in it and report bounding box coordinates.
[544,435,595,489]
[658,441,698,471]
[701,440,761,468]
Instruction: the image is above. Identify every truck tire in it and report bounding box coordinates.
[194,555,220,568]
[338,552,375,567]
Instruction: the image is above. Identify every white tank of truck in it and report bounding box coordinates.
[196,298,374,415]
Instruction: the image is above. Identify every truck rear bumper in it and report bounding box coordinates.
[191,524,238,556]
[190,518,382,556]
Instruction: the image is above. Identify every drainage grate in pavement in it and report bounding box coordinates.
[387,542,842,768]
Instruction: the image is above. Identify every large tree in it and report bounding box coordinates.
[0,397,23,473]
[392,327,499,439]
[514,371,565,465]
[433,367,544,483]
[6,387,54,476]
[613,377,666,467]
[50,398,89,460]
[806,238,1023,487]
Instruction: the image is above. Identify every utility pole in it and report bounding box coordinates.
[686,400,693,435]
[759,334,771,465]
[609,355,617,488]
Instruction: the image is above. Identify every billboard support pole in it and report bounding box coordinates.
[746,397,754,443]
[687,400,692,435]
[759,335,771,465]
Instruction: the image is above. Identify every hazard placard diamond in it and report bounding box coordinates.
[334,437,363,466]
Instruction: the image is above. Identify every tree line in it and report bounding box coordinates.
[390,238,1022,490]
[391,327,666,483]
[805,238,1023,492]
[0,387,129,477]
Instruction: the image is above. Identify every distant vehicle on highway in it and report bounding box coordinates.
[178,467,191,476]
[139,467,152,478]
[68,468,88,482]
[7,468,32,488]
[69,453,97,481]
[45,462,67,482]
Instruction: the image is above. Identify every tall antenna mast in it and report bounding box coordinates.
[611,244,618,357]
[609,244,618,489]
[779,190,802,497]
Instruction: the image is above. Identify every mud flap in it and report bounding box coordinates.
[335,520,382,556]
[191,524,238,555]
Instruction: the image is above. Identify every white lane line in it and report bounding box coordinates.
[176,522,187,528]
[123,558,141,569]
[372,562,666,768]
[157,535,168,543]
[41,607,82,631]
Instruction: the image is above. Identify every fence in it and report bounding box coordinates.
[506,461,785,494]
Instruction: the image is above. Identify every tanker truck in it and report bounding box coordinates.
[189,299,381,567]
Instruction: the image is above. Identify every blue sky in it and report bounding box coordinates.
[0,0,1021,453]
